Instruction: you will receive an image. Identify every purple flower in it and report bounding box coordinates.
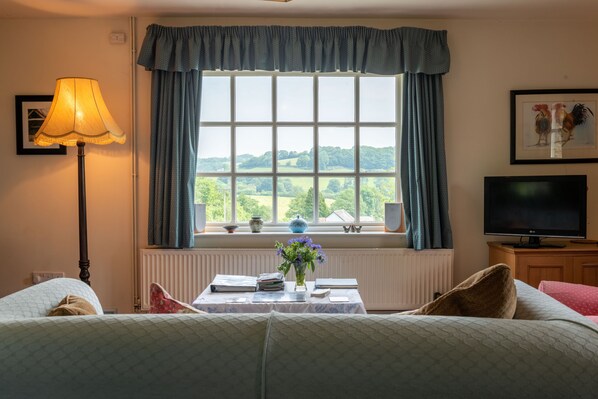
[275,236,326,273]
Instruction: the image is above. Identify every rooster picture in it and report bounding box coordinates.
[532,103,551,146]
[552,102,594,145]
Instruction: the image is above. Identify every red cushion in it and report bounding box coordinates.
[149,282,205,314]
[538,280,598,316]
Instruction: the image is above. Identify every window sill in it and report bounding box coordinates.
[194,231,407,249]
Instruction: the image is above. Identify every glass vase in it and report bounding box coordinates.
[294,263,307,291]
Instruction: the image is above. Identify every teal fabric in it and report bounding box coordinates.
[1,279,597,398]
[264,312,598,398]
[148,70,201,248]
[400,73,453,249]
[138,24,450,75]
[0,314,269,399]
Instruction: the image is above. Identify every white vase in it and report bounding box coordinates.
[194,204,206,233]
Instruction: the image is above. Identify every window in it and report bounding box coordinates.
[197,72,400,230]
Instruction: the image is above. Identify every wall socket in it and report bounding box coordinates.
[32,271,65,285]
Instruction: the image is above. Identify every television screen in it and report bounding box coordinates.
[484,175,587,245]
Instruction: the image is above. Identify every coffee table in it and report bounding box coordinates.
[192,281,366,314]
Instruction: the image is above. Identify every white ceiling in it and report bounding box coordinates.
[1,0,598,19]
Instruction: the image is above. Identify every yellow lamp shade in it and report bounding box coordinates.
[34,77,126,146]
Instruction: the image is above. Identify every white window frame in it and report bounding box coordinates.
[198,71,401,232]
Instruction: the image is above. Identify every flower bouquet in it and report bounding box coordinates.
[275,236,326,290]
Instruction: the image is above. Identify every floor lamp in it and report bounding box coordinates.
[34,77,126,285]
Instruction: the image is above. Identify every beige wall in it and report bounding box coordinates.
[1,16,597,312]
[0,18,133,312]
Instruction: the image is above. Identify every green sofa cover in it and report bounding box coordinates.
[0,278,596,398]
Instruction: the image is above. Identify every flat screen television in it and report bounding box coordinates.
[484,175,587,248]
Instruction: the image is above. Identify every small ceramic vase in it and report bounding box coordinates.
[249,216,263,233]
[289,215,308,233]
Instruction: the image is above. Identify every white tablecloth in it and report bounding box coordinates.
[192,281,367,314]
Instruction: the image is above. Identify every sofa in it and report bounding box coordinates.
[0,278,597,399]
[539,280,598,324]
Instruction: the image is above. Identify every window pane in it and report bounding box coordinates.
[360,177,396,222]
[360,77,396,122]
[236,127,272,173]
[360,127,396,173]
[195,177,232,223]
[236,177,273,222]
[319,127,355,172]
[277,127,314,173]
[277,177,314,223]
[319,77,354,122]
[320,177,355,223]
[200,76,230,122]
[235,76,272,121]
[277,76,313,122]
[197,127,230,172]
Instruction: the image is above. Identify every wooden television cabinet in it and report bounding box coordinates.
[488,241,598,289]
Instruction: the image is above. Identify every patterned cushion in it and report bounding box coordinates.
[150,283,205,314]
[538,280,598,316]
[401,263,517,318]
[48,294,97,316]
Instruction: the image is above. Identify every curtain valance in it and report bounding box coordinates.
[138,24,450,75]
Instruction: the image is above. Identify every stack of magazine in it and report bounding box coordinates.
[210,274,258,292]
[257,272,285,291]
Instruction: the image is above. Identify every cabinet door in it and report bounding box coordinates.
[517,256,572,288]
[573,257,598,287]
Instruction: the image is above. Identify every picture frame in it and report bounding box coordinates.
[15,95,66,155]
[510,89,598,164]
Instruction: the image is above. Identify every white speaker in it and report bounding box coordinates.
[384,202,405,232]
[194,203,206,233]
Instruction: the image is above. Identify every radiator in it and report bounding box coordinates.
[139,248,453,311]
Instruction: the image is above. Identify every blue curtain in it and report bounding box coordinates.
[148,70,201,248]
[138,25,450,74]
[138,24,451,248]
[401,73,453,249]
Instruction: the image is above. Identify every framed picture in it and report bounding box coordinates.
[510,89,598,164]
[15,95,66,155]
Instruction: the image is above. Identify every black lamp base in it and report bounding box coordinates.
[77,142,91,285]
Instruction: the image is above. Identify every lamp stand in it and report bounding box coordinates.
[77,142,91,285]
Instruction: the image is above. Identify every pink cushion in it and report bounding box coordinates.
[587,316,598,325]
[538,280,598,316]
[149,282,205,314]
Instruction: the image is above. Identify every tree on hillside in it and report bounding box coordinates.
[195,177,229,222]
[296,154,313,169]
[331,189,355,216]
[326,179,341,193]
[284,187,329,222]
[236,194,271,222]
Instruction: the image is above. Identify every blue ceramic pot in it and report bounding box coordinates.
[289,215,308,233]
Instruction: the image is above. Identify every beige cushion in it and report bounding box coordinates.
[48,294,97,316]
[400,263,517,318]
